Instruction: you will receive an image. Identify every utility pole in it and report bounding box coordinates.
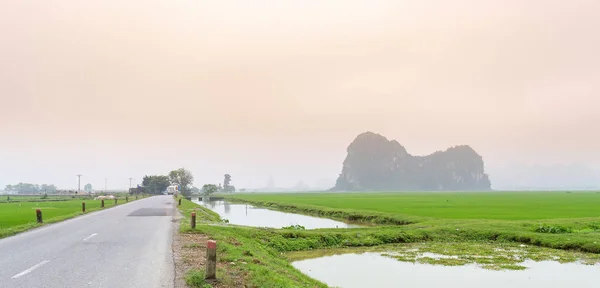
[128,177,133,192]
[76,174,82,194]
[104,178,107,192]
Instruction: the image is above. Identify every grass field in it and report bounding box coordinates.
[228,191,600,220]
[0,195,143,238]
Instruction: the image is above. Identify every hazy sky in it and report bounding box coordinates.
[1,1,599,190]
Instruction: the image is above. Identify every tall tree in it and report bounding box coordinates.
[202,184,218,195]
[5,183,42,194]
[142,175,152,187]
[84,183,93,193]
[223,174,235,193]
[169,168,194,197]
[40,184,57,193]
[224,174,231,187]
[142,175,171,195]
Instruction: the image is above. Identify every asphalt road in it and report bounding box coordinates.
[0,195,175,288]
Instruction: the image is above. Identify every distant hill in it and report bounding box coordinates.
[332,132,491,191]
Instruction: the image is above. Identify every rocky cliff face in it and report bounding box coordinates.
[333,132,491,191]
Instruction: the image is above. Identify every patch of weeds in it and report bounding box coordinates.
[184,243,202,248]
[384,254,416,263]
[483,264,526,271]
[498,264,527,270]
[185,270,212,288]
[534,224,572,234]
[418,257,469,266]
[586,222,600,231]
[282,224,306,230]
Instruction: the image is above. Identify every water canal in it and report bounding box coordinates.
[193,199,360,229]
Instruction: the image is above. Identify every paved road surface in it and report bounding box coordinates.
[0,195,175,288]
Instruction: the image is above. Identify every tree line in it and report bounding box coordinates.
[139,168,236,197]
[4,183,58,194]
[4,169,237,197]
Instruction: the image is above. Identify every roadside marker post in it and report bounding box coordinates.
[206,240,217,280]
[36,209,43,223]
[82,202,86,213]
[114,198,117,205]
[191,212,196,229]
[179,199,182,206]
[126,196,128,202]
[101,199,105,208]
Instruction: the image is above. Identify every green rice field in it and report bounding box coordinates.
[229,191,600,220]
[0,195,141,238]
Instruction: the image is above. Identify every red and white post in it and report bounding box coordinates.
[206,240,217,280]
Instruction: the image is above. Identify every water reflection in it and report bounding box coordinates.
[207,199,216,209]
[194,200,359,229]
[223,201,230,214]
[292,252,598,288]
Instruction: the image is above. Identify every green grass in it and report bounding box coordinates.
[0,195,145,239]
[177,196,221,229]
[185,270,212,288]
[228,191,600,220]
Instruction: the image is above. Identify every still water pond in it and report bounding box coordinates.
[292,252,598,288]
[194,200,359,229]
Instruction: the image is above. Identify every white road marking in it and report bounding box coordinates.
[83,233,98,241]
[11,260,50,279]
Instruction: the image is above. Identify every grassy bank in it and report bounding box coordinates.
[183,217,600,254]
[176,198,327,288]
[0,195,147,239]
